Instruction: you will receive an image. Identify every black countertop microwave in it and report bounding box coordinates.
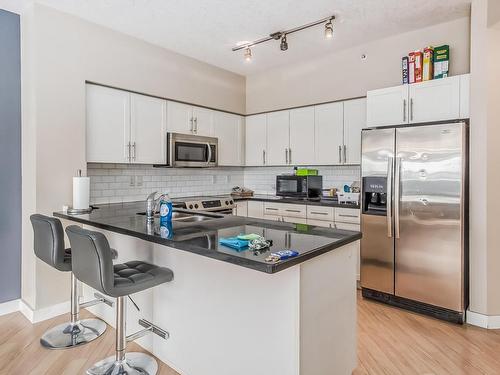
[276,175,323,199]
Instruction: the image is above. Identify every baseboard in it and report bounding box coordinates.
[467,310,500,329]
[19,300,70,323]
[0,299,21,317]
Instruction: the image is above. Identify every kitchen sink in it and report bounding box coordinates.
[136,210,223,222]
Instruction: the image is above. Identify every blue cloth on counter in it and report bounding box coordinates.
[219,237,249,251]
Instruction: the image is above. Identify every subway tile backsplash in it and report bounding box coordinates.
[87,163,360,204]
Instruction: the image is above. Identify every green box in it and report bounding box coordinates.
[433,45,449,79]
[296,168,318,176]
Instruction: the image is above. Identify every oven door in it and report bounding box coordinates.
[167,133,218,167]
[276,176,307,197]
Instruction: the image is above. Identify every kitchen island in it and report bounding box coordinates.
[55,202,361,375]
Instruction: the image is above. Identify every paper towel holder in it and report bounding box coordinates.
[67,169,93,215]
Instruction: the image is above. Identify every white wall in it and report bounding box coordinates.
[469,0,500,317]
[246,17,471,114]
[22,3,246,310]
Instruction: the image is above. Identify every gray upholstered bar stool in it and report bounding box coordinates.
[66,225,174,375]
[30,214,109,349]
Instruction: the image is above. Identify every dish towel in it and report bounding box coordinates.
[219,237,249,251]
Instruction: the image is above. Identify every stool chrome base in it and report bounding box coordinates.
[87,352,158,375]
[40,318,107,350]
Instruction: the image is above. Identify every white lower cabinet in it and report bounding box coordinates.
[335,207,361,225]
[233,201,248,217]
[283,217,308,224]
[247,201,264,219]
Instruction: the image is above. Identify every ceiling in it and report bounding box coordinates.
[2,0,470,76]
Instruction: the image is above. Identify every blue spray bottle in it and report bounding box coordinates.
[159,193,173,224]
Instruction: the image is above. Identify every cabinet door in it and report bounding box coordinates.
[266,111,290,166]
[245,114,267,166]
[283,216,308,224]
[459,74,470,119]
[167,101,193,134]
[214,112,244,166]
[86,84,131,163]
[247,201,265,218]
[192,106,214,136]
[409,75,460,123]
[367,85,409,127]
[130,93,167,164]
[343,98,367,165]
[314,102,344,165]
[289,107,315,165]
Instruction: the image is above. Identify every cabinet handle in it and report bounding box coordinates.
[132,142,136,161]
[338,145,342,164]
[410,98,414,122]
[285,148,289,164]
[263,150,266,165]
[311,211,328,215]
[126,142,131,162]
[285,209,301,213]
[403,99,407,122]
[194,117,198,133]
[265,207,279,211]
[343,145,347,164]
[289,148,292,164]
[338,214,358,218]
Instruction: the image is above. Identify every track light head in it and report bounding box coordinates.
[325,19,334,39]
[244,47,252,62]
[280,34,288,51]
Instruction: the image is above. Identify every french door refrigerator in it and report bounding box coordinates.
[360,121,468,323]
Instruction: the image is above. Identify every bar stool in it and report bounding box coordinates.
[66,225,174,375]
[30,214,111,349]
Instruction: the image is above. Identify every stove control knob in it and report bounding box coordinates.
[225,200,229,205]
[194,204,199,209]
[230,200,234,204]
[189,204,194,209]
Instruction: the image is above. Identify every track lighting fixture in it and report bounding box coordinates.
[232,15,335,61]
[280,34,288,51]
[244,47,252,62]
[324,18,334,39]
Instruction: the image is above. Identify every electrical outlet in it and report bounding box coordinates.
[130,176,135,187]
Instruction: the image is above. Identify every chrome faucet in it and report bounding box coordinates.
[146,191,165,222]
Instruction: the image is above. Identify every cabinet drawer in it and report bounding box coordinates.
[263,202,283,216]
[281,204,307,219]
[335,208,360,224]
[263,214,282,222]
[307,206,334,221]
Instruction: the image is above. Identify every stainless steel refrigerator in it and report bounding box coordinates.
[360,121,468,323]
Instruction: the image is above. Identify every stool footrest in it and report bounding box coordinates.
[80,292,114,309]
[138,318,170,340]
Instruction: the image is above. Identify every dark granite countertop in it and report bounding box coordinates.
[231,194,360,209]
[54,201,361,274]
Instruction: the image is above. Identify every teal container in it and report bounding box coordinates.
[159,194,173,223]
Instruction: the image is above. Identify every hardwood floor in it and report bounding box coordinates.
[1,295,500,374]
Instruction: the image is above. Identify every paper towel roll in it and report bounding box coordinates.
[73,176,90,210]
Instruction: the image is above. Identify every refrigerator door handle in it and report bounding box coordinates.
[387,157,393,238]
[394,157,401,239]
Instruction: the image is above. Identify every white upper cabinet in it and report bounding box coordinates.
[130,93,167,164]
[86,84,131,163]
[343,98,367,164]
[289,107,315,165]
[314,102,344,165]
[166,101,214,136]
[266,111,290,166]
[367,74,470,127]
[409,75,460,123]
[166,101,193,134]
[214,112,244,166]
[367,85,409,127]
[245,114,267,166]
[192,106,214,136]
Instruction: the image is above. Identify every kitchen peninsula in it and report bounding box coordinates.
[55,201,360,375]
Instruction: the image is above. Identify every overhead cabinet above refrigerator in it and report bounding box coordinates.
[360,121,468,323]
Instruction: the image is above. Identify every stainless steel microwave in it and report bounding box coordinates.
[164,132,218,168]
[276,175,323,199]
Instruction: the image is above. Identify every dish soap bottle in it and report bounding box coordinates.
[159,193,173,223]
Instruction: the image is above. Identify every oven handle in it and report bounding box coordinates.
[206,142,212,165]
